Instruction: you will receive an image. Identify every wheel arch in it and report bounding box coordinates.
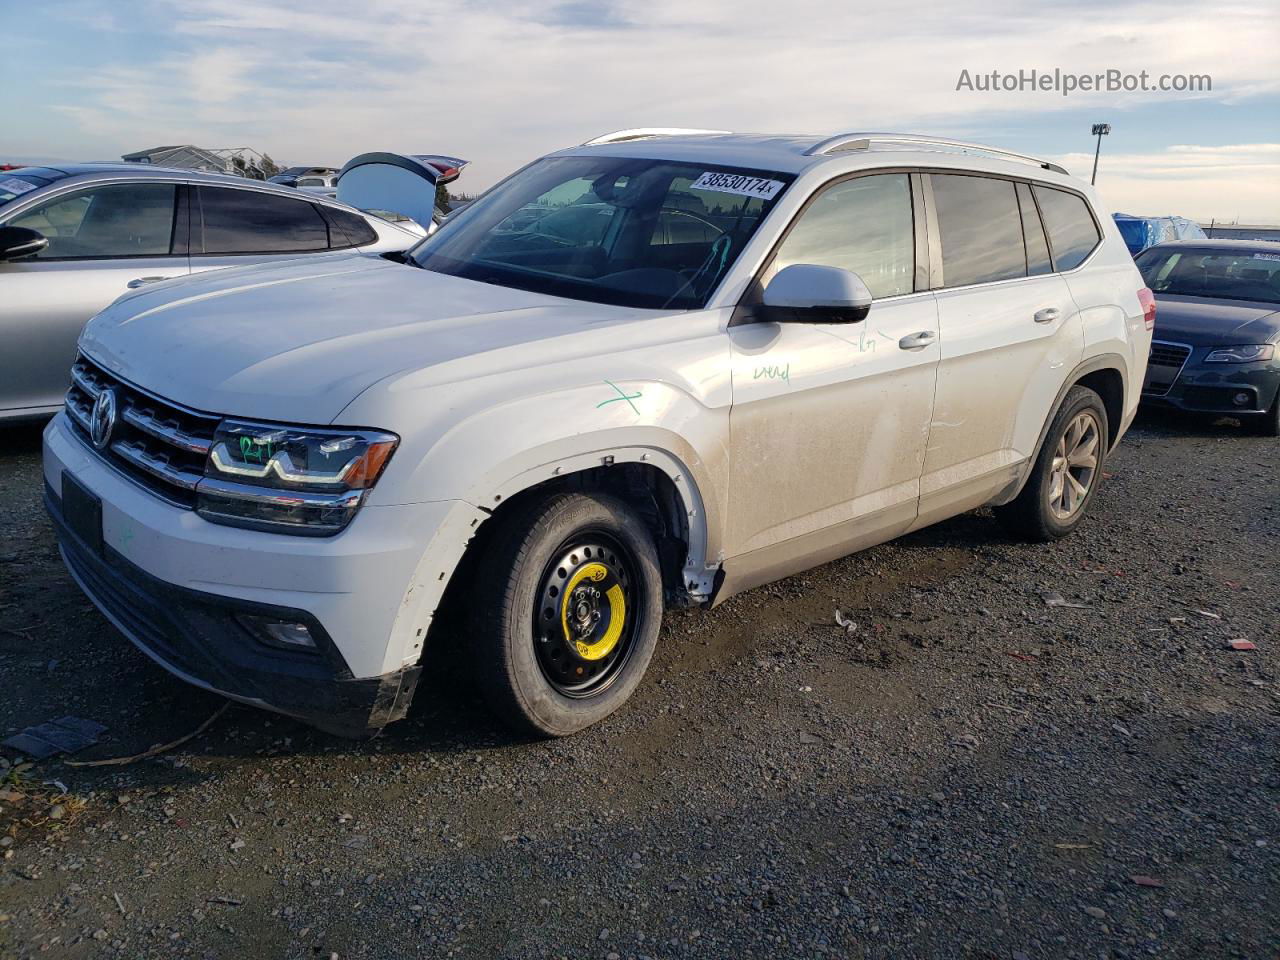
[477,448,713,604]
[1075,366,1126,451]
[994,353,1130,506]
[386,442,719,670]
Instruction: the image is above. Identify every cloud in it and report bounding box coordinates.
[17,0,1280,220]
[186,48,258,106]
[1053,143,1280,221]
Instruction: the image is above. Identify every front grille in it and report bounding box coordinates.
[1149,341,1192,368]
[65,354,218,507]
[1142,340,1193,397]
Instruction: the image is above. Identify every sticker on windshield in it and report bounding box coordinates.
[0,177,37,196]
[690,172,785,200]
[1252,252,1280,261]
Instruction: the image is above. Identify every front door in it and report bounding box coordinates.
[0,181,189,416]
[723,172,940,595]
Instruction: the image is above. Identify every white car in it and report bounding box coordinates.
[43,130,1153,737]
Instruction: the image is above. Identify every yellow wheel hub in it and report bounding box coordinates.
[560,562,626,660]
[534,538,637,695]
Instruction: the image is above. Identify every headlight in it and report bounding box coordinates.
[1203,344,1276,363]
[196,420,398,536]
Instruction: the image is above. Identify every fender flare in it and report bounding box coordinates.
[385,444,716,669]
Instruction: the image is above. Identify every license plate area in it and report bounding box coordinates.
[62,472,103,555]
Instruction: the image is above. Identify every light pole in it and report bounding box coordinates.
[1090,123,1111,185]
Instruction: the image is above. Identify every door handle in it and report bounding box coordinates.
[1034,307,1061,324]
[127,276,169,289]
[898,330,936,350]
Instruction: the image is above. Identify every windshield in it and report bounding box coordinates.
[0,170,62,208]
[409,156,792,309]
[1136,247,1280,305]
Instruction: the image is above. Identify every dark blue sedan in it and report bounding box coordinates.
[1135,240,1280,435]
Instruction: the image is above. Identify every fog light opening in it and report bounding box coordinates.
[1233,392,1252,407]
[239,615,318,651]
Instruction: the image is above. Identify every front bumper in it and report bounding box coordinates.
[43,412,457,735]
[1141,348,1280,416]
[48,481,419,735]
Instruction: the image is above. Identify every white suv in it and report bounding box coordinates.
[43,130,1153,737]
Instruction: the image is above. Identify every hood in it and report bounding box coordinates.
[1152,294,1280,346]
[80,253,649,424]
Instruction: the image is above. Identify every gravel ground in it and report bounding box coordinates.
[0,411,1277,960]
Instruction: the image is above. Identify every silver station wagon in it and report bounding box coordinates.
[0,164,421,422]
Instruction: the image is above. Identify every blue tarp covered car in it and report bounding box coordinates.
[1113,213,1207,257]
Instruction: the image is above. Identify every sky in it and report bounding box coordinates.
[5,0,1279,223]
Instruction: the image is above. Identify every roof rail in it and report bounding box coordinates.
[803,132,1069,175]
[582,127,732,146]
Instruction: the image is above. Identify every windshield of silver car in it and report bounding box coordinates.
[0,170,66,207]
[409,156,793,309]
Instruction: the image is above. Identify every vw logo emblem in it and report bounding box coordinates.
[90,388,118,450]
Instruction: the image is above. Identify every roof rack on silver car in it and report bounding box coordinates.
[803,132,1069,175]
[582,128,732,146]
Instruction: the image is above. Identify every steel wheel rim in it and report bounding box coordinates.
[532,531,641,698]
[1048,411,1101,520]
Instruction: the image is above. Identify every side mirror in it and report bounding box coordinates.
[0,225,48,261]
[761,263,872,324]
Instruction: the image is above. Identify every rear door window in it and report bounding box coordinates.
[7,183,177,259]
[931,174,1026,287]
[1032,185,1102,271]
[197,187,330,254]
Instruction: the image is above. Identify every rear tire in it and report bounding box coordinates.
[469,492,663,737]
[996,386,1109,542]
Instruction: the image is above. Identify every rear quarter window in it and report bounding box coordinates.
[1033,185,1101,271]
[322,206,379,247]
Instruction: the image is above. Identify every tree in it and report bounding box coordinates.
[435,181,452,214]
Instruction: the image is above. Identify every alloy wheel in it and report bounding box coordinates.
[1047,411,1101,520]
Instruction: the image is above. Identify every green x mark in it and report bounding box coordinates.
[596,379,642,416]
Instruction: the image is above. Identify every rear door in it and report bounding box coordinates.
[917,173,1084,526]
[0,180,189,416]
[191,185,342,275]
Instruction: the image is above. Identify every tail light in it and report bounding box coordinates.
[1137,287,1156,331]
